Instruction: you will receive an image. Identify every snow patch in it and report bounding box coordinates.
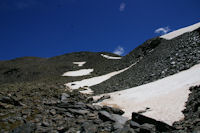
[101,54,122,60]
[62,69,93,77]
[73,62,86,67]
[94,63,200,125]
[65,61,139,94]
[161,22,200,40]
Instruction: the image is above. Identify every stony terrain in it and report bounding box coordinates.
[0,81,178,133]
[92,28,200,94]
[0,52,122,85]
[0,82,174,133]
[173,85,200,133]
[0,26,200,132]
[0,81,200,132]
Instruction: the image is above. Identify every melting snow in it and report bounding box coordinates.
[161,22,200,40]
[94,63,200,125]
[62,69,94,77]
[73,62,86,67]
[65,61,139,93]
[101,54,122,59]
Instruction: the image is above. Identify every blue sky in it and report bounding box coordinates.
[0,0,199,60]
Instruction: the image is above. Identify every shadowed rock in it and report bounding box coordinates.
[132,112,176,132]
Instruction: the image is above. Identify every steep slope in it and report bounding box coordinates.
[91,24,200,94]
[1,22,200,132]
[94,63,200,125]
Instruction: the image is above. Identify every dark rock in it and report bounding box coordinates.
[132,112,175,132]
[0,96,21,106]
[42,120,50,127]
[193,127,200,133]
[87,113,97,120]
[49,109,56,115]
[95,95,111,103]
[68,103,86,109]
[140,123,156,133]
[56,102,69,108]
[53,106,67,114]
[80,122,98,133]
[174,85,200,132]
[102,105,124,115]
[11,122,35,133]
[98,111,114,122]
[130,121,141,129]
[0,102,14,109]
[115,126,136,133]
[98,111,128,124]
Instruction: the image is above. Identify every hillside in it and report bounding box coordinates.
[0,22,200,133]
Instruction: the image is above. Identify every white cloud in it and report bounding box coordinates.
[155,27,171,35]
[119,2,126,12]
[113,46,125,55]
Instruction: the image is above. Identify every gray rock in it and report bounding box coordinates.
[11,122,35,133]
[115,126,136,133]
[132,112,175,132]
[95,95,110,103]
[98,111,113,122]
[42,121,50,127]
[140,123,156,132]
[130,121,141,129]
[112,114,128,125]
[0,96,21,106]
[81,122,97,133]
[61,93,70,103]
[193,127,200,133]
[102,106,124,115]
[98,111,128,124]
[68,109,89,115]
[49,109,56,115]
[113,122,124,130]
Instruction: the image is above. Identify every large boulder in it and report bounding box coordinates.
[131,112,175,132]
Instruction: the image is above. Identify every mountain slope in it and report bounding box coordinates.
[0,22,200,132]
[91,24,200,94]
[0,52,122,85]
[94,63,200,125]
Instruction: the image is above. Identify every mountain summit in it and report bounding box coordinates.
[0,22,200,132]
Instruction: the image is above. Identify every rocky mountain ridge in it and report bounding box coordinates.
[0,23,200,132]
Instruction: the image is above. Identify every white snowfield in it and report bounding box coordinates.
[161,22,200,40]
[73,62,86,67]
[65,61,139,94]
[94,63,200,125]
[101,54,122,59]
[62,69,94,77]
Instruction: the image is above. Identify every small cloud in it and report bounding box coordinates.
[154,27,171,35]
[119,2,126,12]
[113,46,125,55]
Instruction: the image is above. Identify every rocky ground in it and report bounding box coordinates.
[92,28,200,94]
[0,28,200,133]
[0,82,172,133]
[173,85,200,133]
[0,80,200,132]
[0,52,122,86]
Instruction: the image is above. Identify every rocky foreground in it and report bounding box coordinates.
[0,82,200,133]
